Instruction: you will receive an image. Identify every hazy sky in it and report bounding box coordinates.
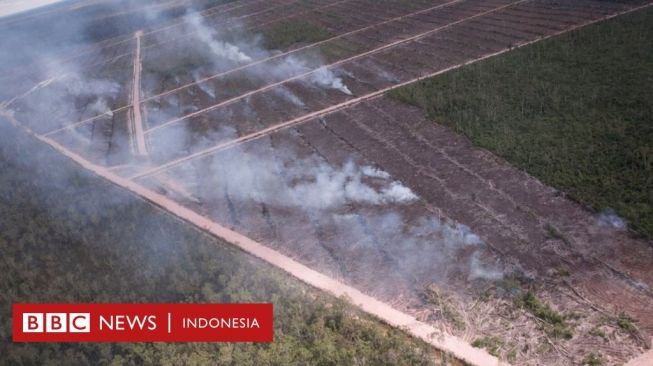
[0,0,67,17]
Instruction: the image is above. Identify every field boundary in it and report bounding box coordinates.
[129,31,148,156]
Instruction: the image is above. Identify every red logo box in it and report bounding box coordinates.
[13,304,273,342]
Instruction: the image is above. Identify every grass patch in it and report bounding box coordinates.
[517,292,574,339]
[582,352,604,366]
[262,19,333,50]
[617,311,639,335]
[544,223,571,245]
[472,336,518,362]
[390,7,653,238]
[471,336,504,357]
[589,325,608,341]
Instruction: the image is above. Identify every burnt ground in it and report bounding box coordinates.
[137,94,653,365]
[1,0,652,364]
[320,97,653,362]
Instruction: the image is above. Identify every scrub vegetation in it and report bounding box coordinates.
[582,352,604,366]
[517,292,574,340]
[0,123,454,365]
[391,7,653,238]
[471,337,503,357]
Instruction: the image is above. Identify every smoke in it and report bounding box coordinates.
[179,141,418,210]
[362,59,400,83]
[170,13,352,97]
[87,98,114,118]
[65,76,121,96]
[0,0,505,314]
[311,67,353,95]
[361,166,390,179]
[596,209,627,230]
[468,252,504,281]
[185,13,253,64]
[274,86,305,108]
[192,70,216,99]
[328,211,504,286]
[160,131,504,285]
[69,75,121,119]
[294,160,417,208]
[381,182,418,203]
[5,70,122,135]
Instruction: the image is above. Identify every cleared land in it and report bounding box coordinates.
[2,0,652,365]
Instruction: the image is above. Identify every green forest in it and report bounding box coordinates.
[0,121,458,365]
[391,7,653,239]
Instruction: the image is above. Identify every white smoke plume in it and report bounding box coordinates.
[8,70,121,134]
[173,14,352,97]
[87,98,114,118]
[293,160,417,208]
[187,143,418,210]
[329,212,503,284]
[468,252,504,280]
[381,182,418,203]
[596,209,627,230]
[311,67,353,95]
[192,70,216,99]
[65,76,120,96]
[361,166,391,179]
[274,86,305,108]
[161,130,504,283]
[186,13,253,64]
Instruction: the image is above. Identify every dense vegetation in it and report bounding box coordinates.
[391,7,653,238]
[0,122,454,365]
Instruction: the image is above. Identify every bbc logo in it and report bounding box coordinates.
[23,313,90,333]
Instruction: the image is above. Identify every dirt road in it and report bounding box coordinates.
[130,30,147,157]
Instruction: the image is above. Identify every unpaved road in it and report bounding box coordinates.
[130,30,147,156]
[626,342,653,366]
